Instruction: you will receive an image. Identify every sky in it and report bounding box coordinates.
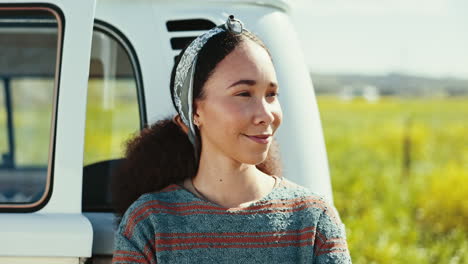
[290,0,468,79]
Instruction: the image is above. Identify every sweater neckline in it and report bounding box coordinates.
[175,175,283,211]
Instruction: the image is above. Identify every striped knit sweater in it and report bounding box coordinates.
[112,177,352,263]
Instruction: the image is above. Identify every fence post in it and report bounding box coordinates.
[402,116,412,179]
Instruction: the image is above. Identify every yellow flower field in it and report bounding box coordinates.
[317,96,468,264]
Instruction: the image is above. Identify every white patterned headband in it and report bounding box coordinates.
[172,15,246,162]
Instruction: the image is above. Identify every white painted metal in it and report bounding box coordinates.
[0,214,92,257]
[0,0,96,259]
[152,0,292,13]
[0,257,81,264]
[35,0,95,215]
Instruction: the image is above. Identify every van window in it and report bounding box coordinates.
[82,22,144,211]
[0,7,61,208]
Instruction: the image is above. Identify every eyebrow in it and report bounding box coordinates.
[227,79,278,89]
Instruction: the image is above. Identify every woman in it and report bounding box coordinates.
[112,16,352,263]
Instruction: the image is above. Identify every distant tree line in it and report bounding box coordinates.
[310,72,468,97]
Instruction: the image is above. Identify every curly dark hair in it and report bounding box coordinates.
[111,28,282,220]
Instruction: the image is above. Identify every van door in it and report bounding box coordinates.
[0,1,96,263]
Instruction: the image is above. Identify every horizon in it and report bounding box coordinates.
[309,71,468,81]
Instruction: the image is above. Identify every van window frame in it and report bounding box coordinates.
[82,20,146,212]
[93,20,147,129]
[0,3,64,212]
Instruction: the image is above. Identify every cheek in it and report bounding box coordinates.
[205,99,248,131]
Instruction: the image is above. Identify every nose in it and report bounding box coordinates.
[253,98,275,126]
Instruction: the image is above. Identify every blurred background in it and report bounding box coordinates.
[291,0,467,263]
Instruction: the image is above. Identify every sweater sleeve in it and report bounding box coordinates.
[313,202,352,264]
[112,200,157,264]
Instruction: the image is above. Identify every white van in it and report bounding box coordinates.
[0,0,333,263]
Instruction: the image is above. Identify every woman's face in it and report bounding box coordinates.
[195,39,282,165]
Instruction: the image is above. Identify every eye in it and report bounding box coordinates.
[267,92,279,98]
[236,92,251,97]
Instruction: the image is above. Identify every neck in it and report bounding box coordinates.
[190,152,276,208]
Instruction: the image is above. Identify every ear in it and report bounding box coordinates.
[193,113,201,127]
[172,114,189,135]
[193,101,203,127]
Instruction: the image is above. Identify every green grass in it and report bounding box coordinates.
[0,79,54,166]
[83,79,140,165]
[0,79,140,167]
[83,103,139,165]
[317,96,468,264]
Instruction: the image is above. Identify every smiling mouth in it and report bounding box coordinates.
[243,134,272,144]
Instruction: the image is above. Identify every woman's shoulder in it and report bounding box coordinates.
[276,176,330,202]
[277,177,348,238]
[118,184,190,227]
[129,183,189,209]
[274,177,344,222]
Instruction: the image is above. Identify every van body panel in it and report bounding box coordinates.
[0,257,81,264]
[34,0,96,215]
[0,0,96,260]
[0,214,92,257]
